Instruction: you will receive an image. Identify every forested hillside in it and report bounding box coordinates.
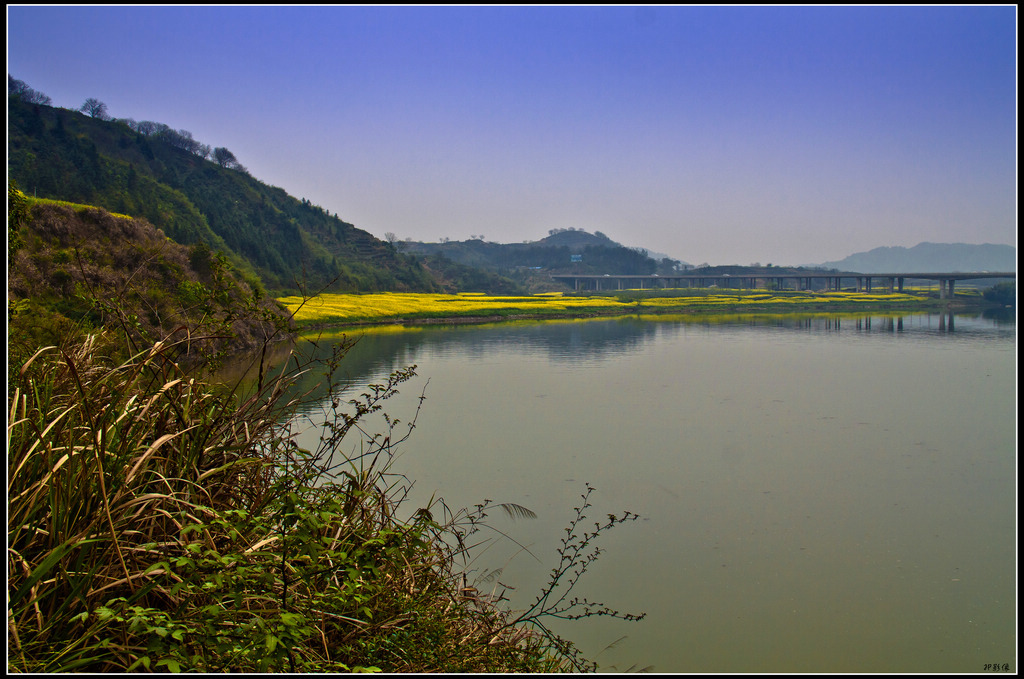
[400,229,678,276]
[8,92,444,294]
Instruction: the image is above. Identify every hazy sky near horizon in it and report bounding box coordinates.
[7,5,1017,265]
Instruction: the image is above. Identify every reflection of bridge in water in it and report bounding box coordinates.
[813,313,959,332]
[550,272,1015,299]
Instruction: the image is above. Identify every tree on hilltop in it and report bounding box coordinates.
[79,98,111,120]
[159,128,210,158]
[212,147,246,172]
[134,120,169,136]
[8,76,52,105]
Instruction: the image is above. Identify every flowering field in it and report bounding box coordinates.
[277,289,932,327]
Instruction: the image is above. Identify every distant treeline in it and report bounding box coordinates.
[11,76,247,171]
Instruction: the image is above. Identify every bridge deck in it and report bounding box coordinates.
[549,272,1015,298]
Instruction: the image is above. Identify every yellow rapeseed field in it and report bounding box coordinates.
[277,290,929,327]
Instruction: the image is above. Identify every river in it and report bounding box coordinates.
[268,310,1016,672]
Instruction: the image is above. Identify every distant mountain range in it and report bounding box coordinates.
[818,242,1015,273]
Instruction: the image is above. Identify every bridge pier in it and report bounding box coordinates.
[938,279,953,299]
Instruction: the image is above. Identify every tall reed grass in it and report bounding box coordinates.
[7,330,594,672]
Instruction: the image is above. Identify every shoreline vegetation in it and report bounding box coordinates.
[278,288,980,330]
[9,329,643,672]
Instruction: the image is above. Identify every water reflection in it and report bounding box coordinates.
[222,312,1013,404]
[981,306,1016,324]
[215,311,1015,423]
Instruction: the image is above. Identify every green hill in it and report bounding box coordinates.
[7,185,291,366]
[8,95,445,295]
[400,229,672,277]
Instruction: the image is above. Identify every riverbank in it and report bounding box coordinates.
[278,289,981,330]
[8,331,585,672]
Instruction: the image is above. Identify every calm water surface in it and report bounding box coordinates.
[282,312,1015,673]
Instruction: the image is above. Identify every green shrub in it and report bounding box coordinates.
[983,281,1015,307]
[176,279,210,309]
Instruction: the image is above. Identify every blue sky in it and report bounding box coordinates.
[7,5,1017,265]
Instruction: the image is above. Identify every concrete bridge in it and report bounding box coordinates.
[550,272,1015,299]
